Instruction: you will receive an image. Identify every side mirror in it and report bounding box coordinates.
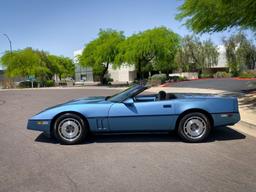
[123,98,134,106]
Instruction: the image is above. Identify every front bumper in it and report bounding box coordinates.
[27,119,51,134]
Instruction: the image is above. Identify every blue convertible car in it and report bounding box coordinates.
[27,84,240,144]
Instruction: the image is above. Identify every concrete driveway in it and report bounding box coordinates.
[1,88,256,192]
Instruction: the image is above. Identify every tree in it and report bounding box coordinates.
[47,55,75,80]
[0,47,49,79]
[1,48,75,82]
[116,27,180,79]
[176,0,256,33]
[150,27,180,74]
[223,32,256,76]
[79,29,125,84]
[175,35,219,73]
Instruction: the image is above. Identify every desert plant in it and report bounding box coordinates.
[239,71,256,78]
[200,72,213,78]
[149,74,167,86]
[213,71,231,78]
[178,76,187,81]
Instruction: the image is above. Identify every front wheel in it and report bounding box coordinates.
[177,112,211,143]
[53,113,87,145]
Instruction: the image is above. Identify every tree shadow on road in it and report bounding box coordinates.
[239,94,256,111]
[34,126,245,144]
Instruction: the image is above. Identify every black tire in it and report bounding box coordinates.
[177,112,211,143]
[53,113,87,145]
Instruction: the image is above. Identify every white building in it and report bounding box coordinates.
[73,49,136,83]
[108,64,136,83]
[73,49,94,82]
[216,45,228,69]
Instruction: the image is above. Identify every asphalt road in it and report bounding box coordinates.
[169,78,256,92]
[1,88,256,192]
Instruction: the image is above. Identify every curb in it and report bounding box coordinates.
[239,120,256,130]
[235,77,256,81]
[162,77,256,87]
[232,121,256,138]
[0,86,126,91]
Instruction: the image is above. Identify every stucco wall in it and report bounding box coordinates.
[108,64,136,82]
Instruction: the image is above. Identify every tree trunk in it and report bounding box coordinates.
[137,61,141,82]
[198,69,202,78]
[100,63,109,85]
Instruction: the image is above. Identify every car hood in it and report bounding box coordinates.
[44,96,108,111]
[65,96,107,104]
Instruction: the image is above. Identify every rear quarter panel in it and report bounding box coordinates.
[174,98,236,114]
[173,97,239,127]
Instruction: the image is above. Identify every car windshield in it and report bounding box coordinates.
[107,85,146,102]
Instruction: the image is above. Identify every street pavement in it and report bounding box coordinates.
[0,88,256,192]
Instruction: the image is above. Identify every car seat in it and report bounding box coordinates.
[157,91,166,101]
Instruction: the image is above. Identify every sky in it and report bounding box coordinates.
[0,0,254,59]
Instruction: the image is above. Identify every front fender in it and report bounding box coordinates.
[27,103,113,134]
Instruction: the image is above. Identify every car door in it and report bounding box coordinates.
[108,99,176,132]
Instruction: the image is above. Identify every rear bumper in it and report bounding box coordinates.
[212,112,240,127]
[27,119,51,134]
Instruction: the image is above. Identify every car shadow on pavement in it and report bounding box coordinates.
[207,126,246,142]
[35,134,58,144]
[90,132,180,143]
[34,126,245,144]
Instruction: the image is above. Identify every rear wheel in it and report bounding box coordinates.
[177,112,211,142]
[53,113,87,145]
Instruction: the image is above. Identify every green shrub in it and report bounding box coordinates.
[133,79,148,85]
[150,74,167,86]
[213,71,231,78]
[200,72,213,78]
[178,76,187,81]
[43,80,55,87]
[239,71,256,78]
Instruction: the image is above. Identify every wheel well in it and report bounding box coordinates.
[175,109,214,130]
[50,111,90,136]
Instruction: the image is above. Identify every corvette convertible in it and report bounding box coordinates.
[27,84,240,144]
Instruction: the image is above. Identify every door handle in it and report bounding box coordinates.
[163,104,172,108]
